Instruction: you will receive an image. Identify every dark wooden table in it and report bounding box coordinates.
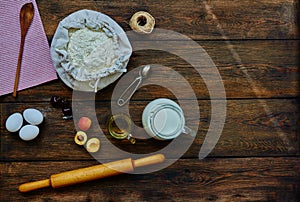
[1,0,299,201]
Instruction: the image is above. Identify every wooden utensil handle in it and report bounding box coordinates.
[133,154,165,168]
[18,179,51,193]
[13,37,25,97]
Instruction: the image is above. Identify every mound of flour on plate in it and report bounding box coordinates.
[68,27,116,74]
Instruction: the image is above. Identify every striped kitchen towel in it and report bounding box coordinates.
[0,0,57,96]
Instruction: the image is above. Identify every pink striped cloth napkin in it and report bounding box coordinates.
[0,0,57,96]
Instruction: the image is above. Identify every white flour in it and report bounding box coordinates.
[67,27,116,74]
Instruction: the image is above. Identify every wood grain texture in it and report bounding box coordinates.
[1,158,299,201]
[1,0,299,200]
[36,0,298,40]
[0,40,298,102]
[1,99,298,160]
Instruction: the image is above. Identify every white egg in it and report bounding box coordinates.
[5,113,23,132]
[19,125,39,141]
[23,108,44,125]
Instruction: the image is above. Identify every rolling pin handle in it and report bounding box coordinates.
[133,154,165,168]
[18,179,51,193]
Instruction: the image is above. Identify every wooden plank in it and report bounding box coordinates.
[36,0,298,40]
[1,99,298,160]
[1,157,299,201]
[0,40,298,102]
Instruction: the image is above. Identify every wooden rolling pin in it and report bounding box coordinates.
[19,154,165,193]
